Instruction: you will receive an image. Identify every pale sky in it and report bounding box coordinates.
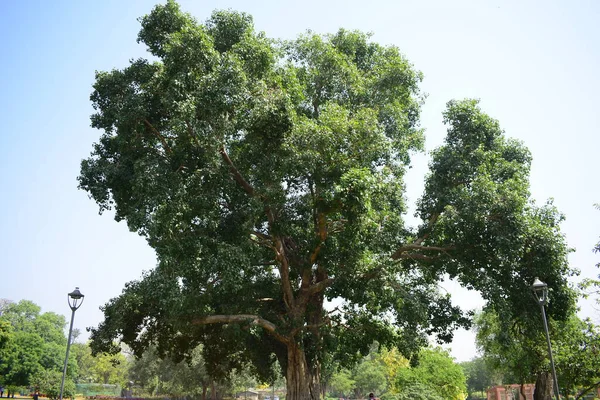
[1,0,599,363]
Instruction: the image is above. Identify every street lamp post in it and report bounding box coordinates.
[531,278,560,400]
[59,287,84,400]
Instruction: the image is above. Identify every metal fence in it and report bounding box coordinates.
[75,384,121,397]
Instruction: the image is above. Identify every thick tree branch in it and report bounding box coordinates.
[250,230,275,250]
[274,236,296,311]
[308,278,335,295]
[220,146,256,196]
[394,253,439,262]
[303,212,329,291]
[143,119,172,154]
[309,243,323,265]
[290,320,329,337]
[413,212,440,246]
[219,149,295,315]
[250,235,276,251]
[251,230,272,241]
[391,244,454,260]
[193,314,289,344]
[390,212,445,260]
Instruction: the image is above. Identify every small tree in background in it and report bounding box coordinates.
[395,348,466,400]
[31,370,75,400]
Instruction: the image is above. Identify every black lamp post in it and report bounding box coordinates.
[531,278,560,400]
[59,287,84,400]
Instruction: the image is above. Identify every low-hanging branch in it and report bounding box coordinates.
[193,314,289,344]
[391,244,455,261]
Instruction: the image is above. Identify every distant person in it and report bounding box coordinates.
[33,392,39,400]
[368,393,377,400]
[1,386,4,397]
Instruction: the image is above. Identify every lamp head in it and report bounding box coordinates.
[531,277,548,306]
[68,287,84,300]
[67,287,84,310]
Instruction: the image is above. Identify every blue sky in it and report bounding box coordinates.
[1,0,599,362]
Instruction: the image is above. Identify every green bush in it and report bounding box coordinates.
[393,383,444,400]
[31,370,75,400]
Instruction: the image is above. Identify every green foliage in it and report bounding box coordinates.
[0,318,13,353]
[580,204,600,307]
[74,383,121,397]
[375,347,409,394]
[328,369,355,397]
[417,99,576,324]
[474,310,543,385]
[353,358,387,397]
[79,2,577,397]
[129,345,213,397]
[70,342,95,383]
[89,352,129,386]
[395,348,466,400]
[127,344,264,399]
[31,369,75,400]
[549,316,600,398]
[474,309,600,398]
[326,345,465,399]
[459,357,497,397]
[0,300,70,388]
[382,383,444,400]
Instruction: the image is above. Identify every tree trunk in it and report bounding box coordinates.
[534,372,553,400]
[286,342,320,400]
[202,385,207,400]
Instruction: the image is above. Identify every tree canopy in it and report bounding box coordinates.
[79,2,577,399]
[474,309,600,399]
[0,300,74,396]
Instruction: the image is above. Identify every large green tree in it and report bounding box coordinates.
[79,2,576,399]
[474,309,600,400]
[0,301,73,391]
